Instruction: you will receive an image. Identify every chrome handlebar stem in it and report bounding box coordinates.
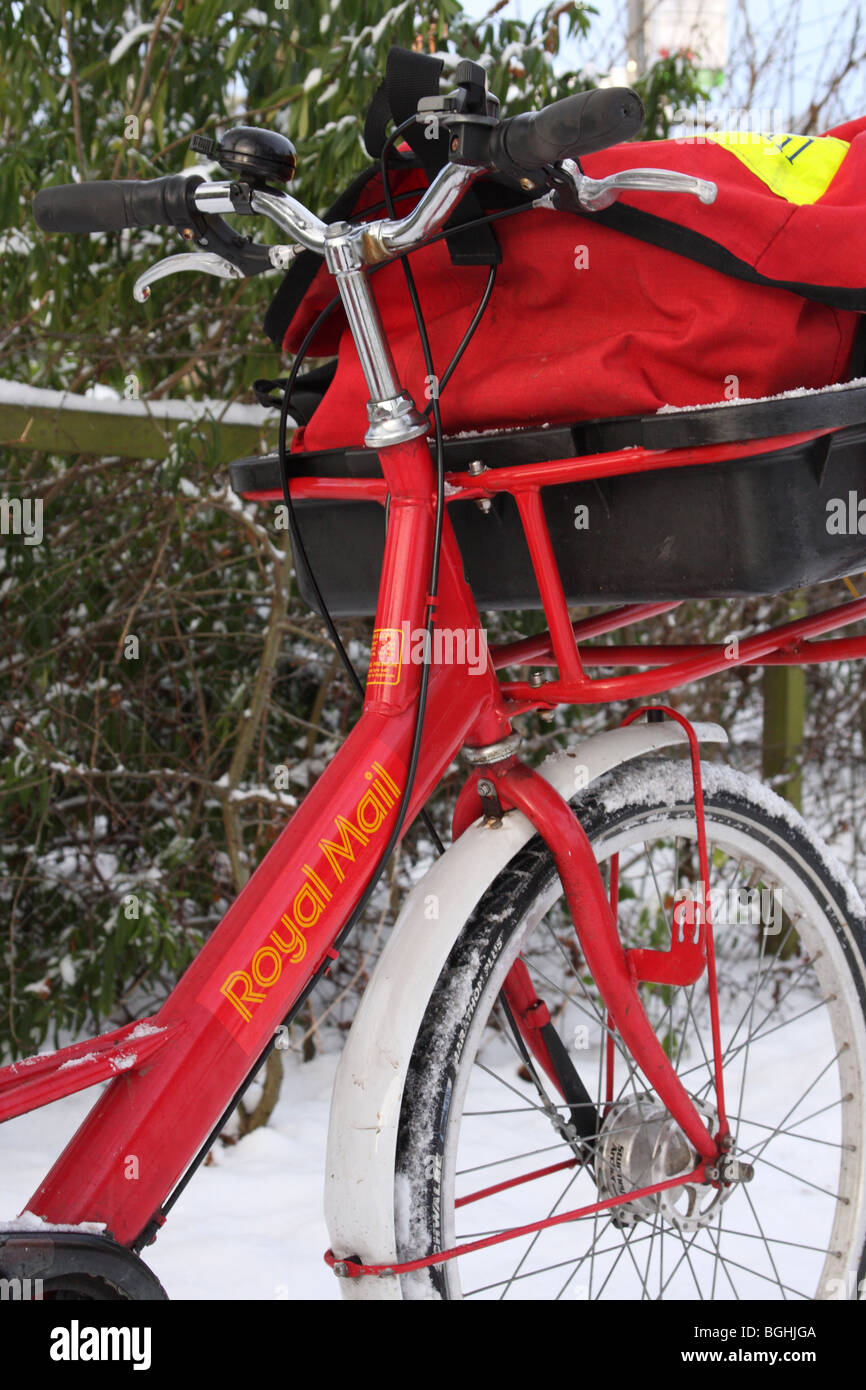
[179,165,487,449]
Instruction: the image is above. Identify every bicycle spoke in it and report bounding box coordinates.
[471,1057,562,1122]
[727,1117,848,1150]
[682,1239,813,1299]
[733,895,772,1139]
[679,994,831,1088]
[741,1182,787,1301]
[456,1138,569,1180]
[408,783,866,1302]
[498,1166,583,1300]
[743,1047,845,1166]
[707,1210,737,1300]
[734,1150,845,1201]
[654,1223,705,1298]
[699,1226,835,1255]
[465,1228,660,1298]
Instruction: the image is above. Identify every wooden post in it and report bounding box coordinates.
[0,387,271,462]
[761,664,806,809]
[761,596,806,811]
[761,595,806,960]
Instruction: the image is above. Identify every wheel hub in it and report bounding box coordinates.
[596,1097,741,1231]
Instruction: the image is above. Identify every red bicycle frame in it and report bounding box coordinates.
[4,411,866,1252]
[5,414,866,1252]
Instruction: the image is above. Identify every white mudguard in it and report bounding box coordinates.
[324,720,727,1298]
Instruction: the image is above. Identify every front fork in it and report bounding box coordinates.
[456,713,728,1166]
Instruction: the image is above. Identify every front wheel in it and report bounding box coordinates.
[395,758,866,1300]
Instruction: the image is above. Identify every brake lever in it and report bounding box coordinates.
[132,243,304,302]
[133,250,244,302]
[537,158,717,213]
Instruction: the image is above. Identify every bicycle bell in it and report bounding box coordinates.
[190,127,297,188]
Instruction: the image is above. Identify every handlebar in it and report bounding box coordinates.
[33,174,203,235]
[31,83,644,247]
[192,181,328,254]
[489,87,644,174]
[30,81,716,293]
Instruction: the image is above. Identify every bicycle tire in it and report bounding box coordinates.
[395,758,866,1300]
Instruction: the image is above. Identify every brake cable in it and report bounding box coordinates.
[132,146,512,1251]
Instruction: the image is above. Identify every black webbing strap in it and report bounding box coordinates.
[263,48,501,349]
[252,360,337,421]
[363,80,393,165]
[366,46,501,268]
[368,48,449,178]
[570,198,866,312]
[848,314,866,379]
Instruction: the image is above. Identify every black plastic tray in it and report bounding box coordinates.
[229,385,866,616]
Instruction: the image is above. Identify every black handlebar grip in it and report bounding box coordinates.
[33,174,204,235]
[493,87,644,172]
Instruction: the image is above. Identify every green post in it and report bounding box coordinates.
[761,596,807,812]
[761,596,806,959]
[761,664,806,809]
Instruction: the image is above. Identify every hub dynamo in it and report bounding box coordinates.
[596,1096,749,1232]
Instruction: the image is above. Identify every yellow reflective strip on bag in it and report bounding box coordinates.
[707,131,850,205]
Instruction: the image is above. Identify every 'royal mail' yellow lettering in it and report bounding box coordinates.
[319,815,369,883]
[220,971,265,1022]
[218,763,403,1022]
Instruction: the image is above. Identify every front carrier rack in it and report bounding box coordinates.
[230,381,866,707]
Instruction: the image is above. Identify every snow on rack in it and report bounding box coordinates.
[110,1052,137,1072]
[58,1053,99,1070]
[657,377,866,414]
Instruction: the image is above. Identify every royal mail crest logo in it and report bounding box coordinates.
[367,627,403,685]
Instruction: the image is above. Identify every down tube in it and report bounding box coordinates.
[26,663,482,1244]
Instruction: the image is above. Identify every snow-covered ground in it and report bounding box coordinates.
[0,987,850,1301]
[0,1050,342,1301]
